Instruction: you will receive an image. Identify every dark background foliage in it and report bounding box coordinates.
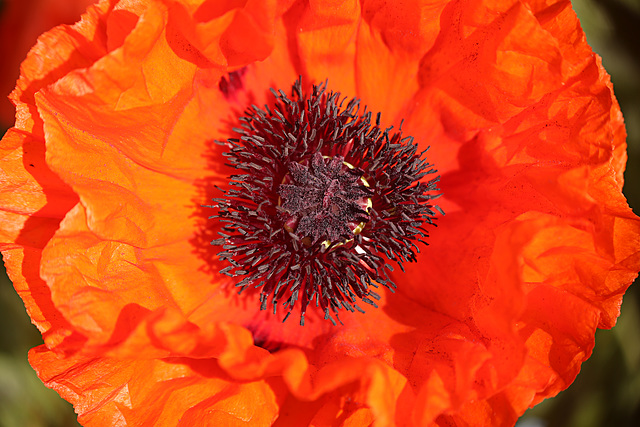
[0,0,639,425]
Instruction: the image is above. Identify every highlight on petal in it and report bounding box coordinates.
[0,0,639,426]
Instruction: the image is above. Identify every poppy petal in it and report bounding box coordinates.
[29,345,284,426]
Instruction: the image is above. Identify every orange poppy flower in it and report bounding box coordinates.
[1,0,639,425]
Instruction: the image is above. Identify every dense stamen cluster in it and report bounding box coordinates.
[211,79,441,325]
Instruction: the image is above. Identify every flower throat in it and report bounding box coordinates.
[210,79,442,325]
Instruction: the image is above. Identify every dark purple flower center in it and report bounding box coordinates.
[209,78,442,325]
[278,152,372,245]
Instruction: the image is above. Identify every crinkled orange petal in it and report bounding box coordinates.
[164,0,292,69]
[0,1,115,347]
[289,0,360,96]
[0,129,78,348]
[355,0,448,123]
[29,345,284,426]
[33,0,226,348]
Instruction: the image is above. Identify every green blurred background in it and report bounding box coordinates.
[0,0,639,425]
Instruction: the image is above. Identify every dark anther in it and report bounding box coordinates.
[218,67,248,99]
